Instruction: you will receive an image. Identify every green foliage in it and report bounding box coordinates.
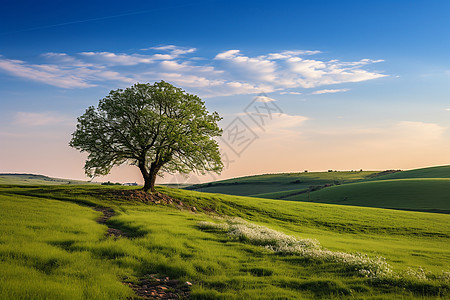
[70,81,223,191]
[101,181,122,186]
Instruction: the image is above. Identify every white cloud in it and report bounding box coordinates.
[0,57,96,88]
[255,95,276,102]
[80,52,155,66]
[215,50,241,60]
[215,50,277,82]
[155,72,224,88]
[41,52,93,67]
[159,60,222,75]
[0,46,386,97]
[265,50,321,60]
[152,54,174,60]
[14,112,73,127]
[280,91,302,95]
[144,45,197,56]
[312,88,349,94]
[215,49,386,91]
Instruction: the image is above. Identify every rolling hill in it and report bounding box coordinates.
[0,173,89,185]
[186,170,380,196]
[288,178,450,213]
[364,165,450,181]
[185,166,450,213]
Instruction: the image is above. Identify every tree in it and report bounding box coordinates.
[70,81,223,192]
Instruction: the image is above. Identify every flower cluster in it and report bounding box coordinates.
[198,218,393,279]
[197,221,230,231]
[405,267,429,281]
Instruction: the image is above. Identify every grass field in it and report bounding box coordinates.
[186,171,379,196]
[286,178,450,213]
[0,184,448,299]
[186,166,450,213]
[0,173,89,185]
[364,165,450,181]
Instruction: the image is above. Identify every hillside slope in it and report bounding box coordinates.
[286,178,450,213]
[0,173,89,185]
[186,171,379,196]
[363,165,450,181]
[0,184,448,299]
[186,166,450,213]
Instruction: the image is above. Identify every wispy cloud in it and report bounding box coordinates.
[80,52,155,66]
[255,95,276,102]
[311,88,349,95]
[0,57,96,88]
[280,91,302,95]
[144,45,197,56]
[0,46,387,97]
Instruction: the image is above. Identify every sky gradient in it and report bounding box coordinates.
[1,0,450,184]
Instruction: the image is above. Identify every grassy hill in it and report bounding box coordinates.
[287,178,450,213]
[364,165,450,181]
[0,173,89,185]
[186,170,379,196]
[186,166,450,213]
[0,184,448,299]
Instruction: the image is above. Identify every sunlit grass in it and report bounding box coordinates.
[0,185,448,299]
[0,193,132,299]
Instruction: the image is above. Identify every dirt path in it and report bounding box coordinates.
[94,207,127,237]
[124,274,191,299]
[93,205,191,299]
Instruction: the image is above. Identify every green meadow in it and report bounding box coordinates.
[0,174,89,185]
[186,170,378,196]
[187,166,450,213]
[289,178,450,213]
[0,181,448,299]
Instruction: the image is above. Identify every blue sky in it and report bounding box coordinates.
[1,0,450,183]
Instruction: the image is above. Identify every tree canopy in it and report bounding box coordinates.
[70,81,223,192]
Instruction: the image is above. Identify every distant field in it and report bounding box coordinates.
[364,165,450,181]
[0,184,448,299]
[186,166,450,213]
[288,178,450,213]
[187,171,379,196]
[0,173,89,185]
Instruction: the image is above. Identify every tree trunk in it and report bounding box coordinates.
[142,176,153,192]
[140,161,160,193]
[138,160,152,192]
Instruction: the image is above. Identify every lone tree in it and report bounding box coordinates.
[70,81,223,192]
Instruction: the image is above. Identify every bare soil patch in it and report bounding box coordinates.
[93,195,192,299]
[94,207,127,237]
[124,274,191,299]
